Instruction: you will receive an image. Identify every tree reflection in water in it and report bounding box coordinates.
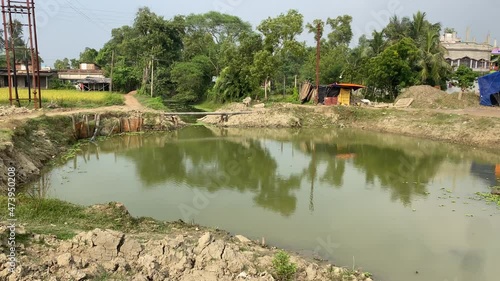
[59,127,453,215]
[120,127,302,217]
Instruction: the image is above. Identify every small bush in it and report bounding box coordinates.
[272,250,297,281]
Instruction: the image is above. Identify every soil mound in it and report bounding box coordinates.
[397,85,479,109]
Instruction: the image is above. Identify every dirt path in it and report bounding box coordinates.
[0,91,151,127]
[123,90,143,109]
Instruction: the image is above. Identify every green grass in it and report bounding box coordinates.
[0,195,169,240]
[272,250,297,281]
[193,100,223,112]
[0,88,124,108]
[0,128,14,144]
[135,94,170,111]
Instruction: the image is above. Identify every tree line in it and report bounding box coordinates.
[53,8,459,103]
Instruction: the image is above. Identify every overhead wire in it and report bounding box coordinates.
[61,0,112,30]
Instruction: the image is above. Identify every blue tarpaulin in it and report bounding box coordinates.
[478,71,500,106]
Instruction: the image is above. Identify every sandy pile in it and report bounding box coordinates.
[397,85,479,109]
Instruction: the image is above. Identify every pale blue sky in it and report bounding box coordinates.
[29,0,499,67]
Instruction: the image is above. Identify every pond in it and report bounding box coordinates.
[30,126,500,281]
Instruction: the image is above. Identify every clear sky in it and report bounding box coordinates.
[28,0,500,67]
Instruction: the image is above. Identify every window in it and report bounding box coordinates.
[460,57,471,68]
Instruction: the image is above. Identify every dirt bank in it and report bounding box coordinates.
[0,109,376,280]
[0,111,181,188]
[199,102,500,149]
[0,202,373,281]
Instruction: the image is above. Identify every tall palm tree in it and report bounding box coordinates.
[369,30,386,55]
[417,28,451,86]
[383,15,410,43]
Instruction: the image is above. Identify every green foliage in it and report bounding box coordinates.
[79,47,99,64]
[170,55,213,102]
[135,94,169,110]
[368,37,420,100]
[103,93,126,106]
[288,87,299,103]
[50,9,454,107]
[258,9,304,53]
[326,15,353,46]
[49,78,75,90]
[193,100,223,112]
[272,250,297,281]
[94,7,183,94]
[453,65,479,92]
[0,196,166,240]
[184,11,252,66]
[53,58,70,70]
[209,32,262,102]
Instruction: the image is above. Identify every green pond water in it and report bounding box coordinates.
[30,126,500,281]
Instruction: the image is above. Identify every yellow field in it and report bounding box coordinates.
[0,88,124,108]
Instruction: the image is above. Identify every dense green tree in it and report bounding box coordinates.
[251,50,278,99]
[209,32,263,102]
[93,7,183,94]
[368,30,385,56]
[53,58,70,70]
[183,11,252,75]
[79,47,98,64]
[326,15,353,46]
[452,65,479,96]
[416,28,451,87]
[301,16,354,85]
[170,55,213,102]
[70,58,80,69]
[256,9,305,97]
[383,15,410,43]
[0,20,27,68]
[367,37,419,99]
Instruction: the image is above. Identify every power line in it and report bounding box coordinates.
[62,0,111,30]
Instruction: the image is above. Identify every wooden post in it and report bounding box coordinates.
[71,115,77,138]
[110,50,114,92]
[264,78,268,100]
[150,56,154,97]
[283,75,286,96]
[315,22,322,104]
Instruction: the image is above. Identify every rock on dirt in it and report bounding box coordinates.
[198,103,303,128]
[0,223,374,281]
[0,106,34,117]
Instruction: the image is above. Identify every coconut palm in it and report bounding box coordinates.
[383,15,410,43]
[416,28,451,86]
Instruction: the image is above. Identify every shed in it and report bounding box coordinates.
[76,77,111,91]
[478,71,500,106]
[300,82,365,105]
[323,83,365,106]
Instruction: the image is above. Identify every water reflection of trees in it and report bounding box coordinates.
[296,141,445,206]
[70,127,447,214]
[117,127,302,217]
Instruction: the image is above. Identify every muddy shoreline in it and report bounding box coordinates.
[199,103,500,149]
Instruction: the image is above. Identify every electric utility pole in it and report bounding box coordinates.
[315,22,322,105]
